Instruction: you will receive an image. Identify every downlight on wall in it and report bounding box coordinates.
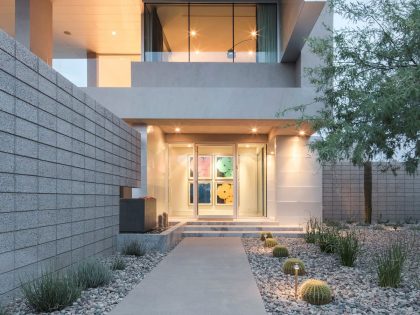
[251,127,258,133]
[174,127,181,133]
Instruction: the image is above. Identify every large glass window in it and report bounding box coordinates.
[144,3,277,63]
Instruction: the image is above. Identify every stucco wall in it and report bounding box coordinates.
[0,30,141,301]
[274,136,323,227]
[323,163,420,222]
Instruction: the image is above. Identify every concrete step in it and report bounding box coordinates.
[185,221,283,226]
[183,225,303,232]
[182,231,305,238]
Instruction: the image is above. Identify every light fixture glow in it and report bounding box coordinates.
[174,127,181,133]
[250,30,257,38]
[251,127,258,133]
[248,50,254,56]
[190,30,197,37]
[270,151,275,155]
[194,49,200,55]
[299,130,306,136]
[111,31,117,36]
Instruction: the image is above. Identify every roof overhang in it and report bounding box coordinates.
[281,0,326,63]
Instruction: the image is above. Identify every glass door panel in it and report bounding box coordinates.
[195,145,235,217]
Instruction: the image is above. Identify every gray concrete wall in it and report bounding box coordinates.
[323,163,420,222]
[0,30,141,301]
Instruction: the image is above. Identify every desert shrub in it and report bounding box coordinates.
[264,238,278,248]
[272,245,289,257]
[260,231,273,241]
[335,230,359,267]
[0,306,8,315]
[373,224,385,230]
[317,227,339,253]
[121,240,146,257]
[404,217,418,224]
[305,217,320,243]
[283,258,305,275]
[110,256,126,271]
[376,242,407,288]
[21,270,81,312]
[300,279,332,305]
[73,259,112,289]
[324,220,348,230]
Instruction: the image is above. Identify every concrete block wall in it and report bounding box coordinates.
[0,30,141,301]
[323,163,420,222]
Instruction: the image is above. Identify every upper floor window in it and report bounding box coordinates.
[144,3,277,63]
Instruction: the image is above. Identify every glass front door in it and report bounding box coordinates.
[193,144,236,217]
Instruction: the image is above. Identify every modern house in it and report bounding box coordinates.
[0,0,330,225]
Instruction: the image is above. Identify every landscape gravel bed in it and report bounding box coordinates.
[4,251,166,315]
[243,226,420,315]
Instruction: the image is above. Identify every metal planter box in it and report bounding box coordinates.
[119,198,157,233]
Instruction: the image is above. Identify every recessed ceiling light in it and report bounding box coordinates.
[175,127,181,133]
[251,127,258,133]
[190,30,197,37]
[299,130,306,136]
[111,31,117,36]
[64,31,71,35]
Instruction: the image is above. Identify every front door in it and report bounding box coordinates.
[193,144,236,218]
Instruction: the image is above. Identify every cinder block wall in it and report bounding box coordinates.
[323,163,420,222]
[0,31,140,301]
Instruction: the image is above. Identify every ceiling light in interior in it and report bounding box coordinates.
[251,127,258,133]
[190,30,197,37]
[175,127,181,133]
[111,31,117,36]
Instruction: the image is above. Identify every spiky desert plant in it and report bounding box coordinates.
[272,245,289,257]
[121,240,146,257]
[21,270,82,312]
[305,217,320,243]
[110,256,126,271]
[336,230,359,267]
[317,226,339,253]
[376,242,407,288]
[300,279,332,305]
[264,238,278,248]
[260,231,273,241]
[73,259,112,289]
[282,258,305,275]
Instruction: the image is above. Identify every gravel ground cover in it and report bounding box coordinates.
[243,226,420,315]
[4,251,166,315]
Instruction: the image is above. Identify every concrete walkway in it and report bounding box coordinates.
[110,237,267,315]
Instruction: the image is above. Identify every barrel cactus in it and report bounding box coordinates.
[264,238,278,248]
[260,231,273,241]
[272,245,289,257]
[300,279,332,305]
[282,258,305,275]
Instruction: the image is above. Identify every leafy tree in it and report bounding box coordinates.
[282,0,420,223]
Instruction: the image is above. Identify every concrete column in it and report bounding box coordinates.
[15,0,30,47]
[87,51,98,87]
[30,0,53,65]
[274,135,322,226]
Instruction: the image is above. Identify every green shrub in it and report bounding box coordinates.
[317,227,339,253]
[336,230,359,267]
[110,256,126,271]
[283,258,305,275]
[260,231,273,241]
[264,238,278,248]
[376,242,407,288]
[121,240,146,256]
[305,217,320,243]
[272,245,289,257]
[300,279,332,305]
[73,259,112,289]
[324,220,348,230]
[21,271,81,313]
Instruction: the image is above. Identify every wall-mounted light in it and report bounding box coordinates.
[251,127,258,134]
[250,30,258,38]
[111,31,117,36]
[174,127,181,133]
[190,30,197,37]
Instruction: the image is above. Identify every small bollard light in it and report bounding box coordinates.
[294,263,300,299]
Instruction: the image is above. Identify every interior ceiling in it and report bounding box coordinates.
[125,119,312,135]
[52,0,141,58]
